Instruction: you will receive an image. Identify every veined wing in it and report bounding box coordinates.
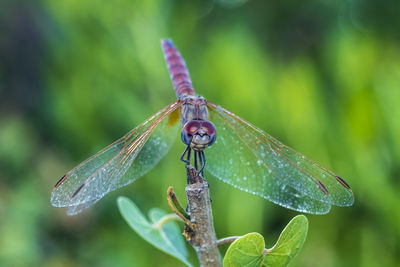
[206,102,354,214]
[51,101,182,215]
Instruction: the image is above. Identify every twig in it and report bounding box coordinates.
[153,214,181,230]
[167,187,195,229]
[184,165,221,267]
[217,236,241,246]
[167,186,190,219]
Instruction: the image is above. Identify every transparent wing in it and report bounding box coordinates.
[51,101,182,215]
[206,102,354,214]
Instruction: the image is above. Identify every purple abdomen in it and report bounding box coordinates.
[162,39,195,97]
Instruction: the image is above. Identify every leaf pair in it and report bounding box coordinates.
[223,215,308,267]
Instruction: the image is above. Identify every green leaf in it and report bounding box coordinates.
[117,196,192,267]
[223,215,308,267]
[223,232,265,267]
[264,215,308,267]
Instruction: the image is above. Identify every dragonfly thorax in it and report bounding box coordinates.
[179,95,209,126]
[181,120,216,151]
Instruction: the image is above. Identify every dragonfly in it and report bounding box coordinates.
[51,39,354,215]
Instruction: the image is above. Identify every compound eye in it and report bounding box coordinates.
[200,121,217,146]
[200,121,216,136]
[184,120,201,135]
[181,120,201,145]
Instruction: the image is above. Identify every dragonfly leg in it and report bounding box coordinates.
[198,150,203,168]
[180,145,191,165]
[194,151,198,170]
[181,145,208,180]
[186,146,191,164]
[201,150,206,176]
[198,150,206,177]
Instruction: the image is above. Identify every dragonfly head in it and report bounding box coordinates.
[181,120,216,151]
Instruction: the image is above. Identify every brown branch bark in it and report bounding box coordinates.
[184,166,221,267]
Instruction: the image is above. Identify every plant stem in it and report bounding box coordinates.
[167,186,190,220]
[217,236,241,246]
[184,165,221,267]
[153,214,181,230]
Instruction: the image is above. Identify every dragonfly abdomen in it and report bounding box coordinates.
[162,39,195,97]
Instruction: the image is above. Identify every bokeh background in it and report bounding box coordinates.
[1,0,399,266]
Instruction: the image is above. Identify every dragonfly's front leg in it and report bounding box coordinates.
[180,145,191,165]
[181,145,207,181]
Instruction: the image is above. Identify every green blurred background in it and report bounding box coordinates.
[1,0,399,266]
